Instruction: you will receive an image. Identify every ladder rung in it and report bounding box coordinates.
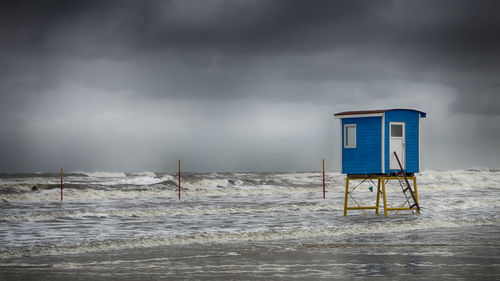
[393,151,421,214]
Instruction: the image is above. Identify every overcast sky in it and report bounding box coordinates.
[1,0,499,173]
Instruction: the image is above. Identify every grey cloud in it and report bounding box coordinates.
[0,1,372,56]
[451,84,500,116]
[1,0,500,172]
[4,0,499,57]
[3,1,500,86]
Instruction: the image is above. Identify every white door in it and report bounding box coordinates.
[389,122,405,170]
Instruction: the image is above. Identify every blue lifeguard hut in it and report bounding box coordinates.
[334,109,427,216]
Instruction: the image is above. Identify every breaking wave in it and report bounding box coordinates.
[1,169,499,262]
[82,172,128,178]
[1,216,496,259]
[1,170,499,203]
[0,202,343,223]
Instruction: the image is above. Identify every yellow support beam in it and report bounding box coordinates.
[343,175,420,217]
[387,207,418,211]
[347,206,378,210]
[382,178,387,216]
[413,177,419,204]
[375,179,381,215]
[344,177,349,216]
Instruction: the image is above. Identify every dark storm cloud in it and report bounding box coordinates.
[2,0,499,111]
[0,0,373,55]
[1,0,500,172]
[2,0,499,57]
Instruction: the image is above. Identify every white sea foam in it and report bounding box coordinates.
[419,170,500,189]
[128,171,157,177]
[1,216,496,259]
[182,178,230,189]
[0,188,172,203]
[2,169,499,203]
[0,203,343,222]
[1,169,499,262]
[83,171,128,178]
[98,175,174,186]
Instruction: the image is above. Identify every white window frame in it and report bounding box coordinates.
[344,124,356,148]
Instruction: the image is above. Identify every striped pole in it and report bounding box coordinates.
[178,160,181,200]
[323,159,326,199]
[60,168,63,201]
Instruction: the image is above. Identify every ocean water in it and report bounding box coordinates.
[0,170,498,280]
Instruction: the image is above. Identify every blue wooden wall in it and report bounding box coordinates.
[340,109,422,175]
[342,117,382,174]
[384,110,420,173]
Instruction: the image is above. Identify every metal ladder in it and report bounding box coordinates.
[393,151,420,214]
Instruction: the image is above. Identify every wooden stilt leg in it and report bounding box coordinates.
[382,178,388,217]
[344,177,349,216]
[413,177,420,214]
[375,179,381,214]
[413,177,418,204]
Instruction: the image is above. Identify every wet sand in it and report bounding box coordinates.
[2,225,498,280]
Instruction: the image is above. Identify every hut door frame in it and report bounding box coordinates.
[389,122,405,170]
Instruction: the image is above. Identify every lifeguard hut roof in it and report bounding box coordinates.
[334,108,426,118]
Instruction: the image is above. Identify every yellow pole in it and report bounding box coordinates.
[382,178,387,217]
[344,177,349,216]
[413,178,418,204]
[375,178,381,214]
[413,177,420,214]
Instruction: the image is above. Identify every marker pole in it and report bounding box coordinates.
[322,159,325,199]
[60,168,63,201]
[178,160,181,200]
